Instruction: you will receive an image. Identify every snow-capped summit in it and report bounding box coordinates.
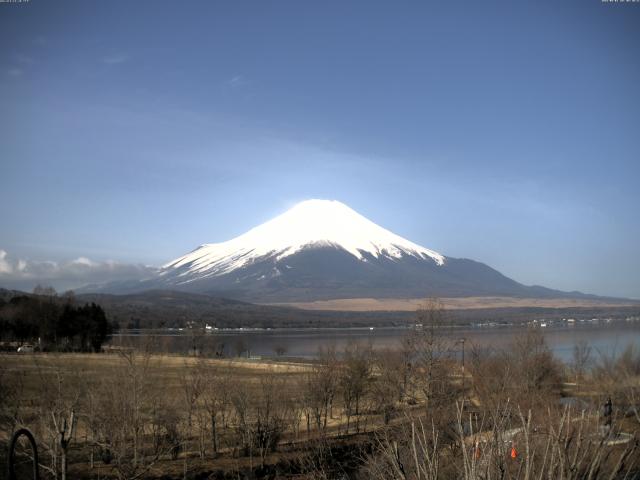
[83,199,592,302]
[151,199,556,302]
[162,199,445,282]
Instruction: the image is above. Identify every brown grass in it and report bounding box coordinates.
[269,296,638,311]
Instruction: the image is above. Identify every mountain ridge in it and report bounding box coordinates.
[77,200,621,302]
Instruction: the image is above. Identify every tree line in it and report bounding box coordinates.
[0,286,115,352]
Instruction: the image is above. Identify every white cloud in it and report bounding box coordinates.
[103,53,129,65]
[228,74,249,88]
[0,250,12,274]
[0,249,157,292]
[7,67,23,77]
[72,256,97,267]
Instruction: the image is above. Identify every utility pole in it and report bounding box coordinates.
[459,338,466,402]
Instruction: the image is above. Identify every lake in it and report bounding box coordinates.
[110,320,640,363]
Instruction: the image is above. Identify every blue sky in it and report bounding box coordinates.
[0,1,639,298]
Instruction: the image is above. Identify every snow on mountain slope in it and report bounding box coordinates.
[78,199,605,302]
[161,199,445,283]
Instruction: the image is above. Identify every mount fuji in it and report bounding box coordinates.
[93,199,596,303]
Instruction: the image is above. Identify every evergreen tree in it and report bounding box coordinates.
[0,292,114,351]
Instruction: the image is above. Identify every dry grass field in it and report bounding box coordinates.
[0,349,393,479]
[272,296,639,311]
[2,322,640,479]
[0,352,312,398]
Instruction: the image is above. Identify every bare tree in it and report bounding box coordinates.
[304,347,338,436]
[372,348,409,424]
[33,284,57,297]
[229,378,252,463]
[572,339,592,383]
[229,370,297,468]
[201,360,232,455]
[233,337,249,357]
[367,400,640,480]
[274,344,288,357]
[366,416,440,480]
[178,358,211,465]
[31,359,83,480]
[510,328,563,411]
[253,372,296,467]
[0,361,26,434]
[407,298,455,411]
[594,344,640,426]
[88,345,175,480]
[339,342,372,433]
[179,359,205,429]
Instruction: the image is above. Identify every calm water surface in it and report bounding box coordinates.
[110,322,640,362]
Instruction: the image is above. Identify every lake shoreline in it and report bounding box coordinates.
[108,320,640,363]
